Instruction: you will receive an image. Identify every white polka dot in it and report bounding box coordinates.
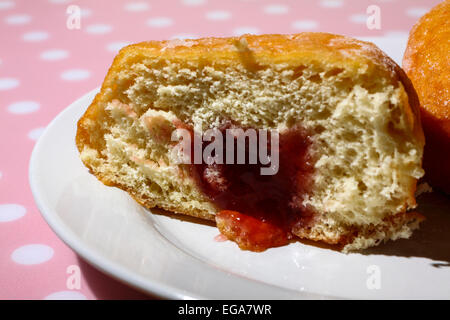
[406,7,430,18]
[349,14,367,24]
[28,127,45,141]
[263,4,289,15]
[0,204,26,222]
[124,2,150,12]
[80,8,92,17]
[0,78,19,90]
[233,27,260,36]
[291,20,318,30]
[44,291,87,300]
[7,101,40,114]
[0,1,15,10]
[5,14,31,25]
[85,24,112,34]
[146,17,173,28]
[170,33,198,40]
[22,31,49,42]
[11,244,54,265]
[61,69,91,81]
[106,41,131,53]
[40,49,69,61]
[182,0,206,6]
[49,0,72,4]
[206,10,231,21]
[319,0,343,8]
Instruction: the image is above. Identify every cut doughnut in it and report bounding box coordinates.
[76,33,425,252]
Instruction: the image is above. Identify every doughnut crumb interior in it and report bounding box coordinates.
[76,33,425,252]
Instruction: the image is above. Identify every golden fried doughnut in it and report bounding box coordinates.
[403,0,450,194]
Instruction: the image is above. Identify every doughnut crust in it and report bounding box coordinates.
[403,0,450,194]
[77,33,425,251]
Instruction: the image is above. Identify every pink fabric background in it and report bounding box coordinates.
[0,0,442,300]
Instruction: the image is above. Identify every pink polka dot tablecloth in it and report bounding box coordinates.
[0,0,442,300]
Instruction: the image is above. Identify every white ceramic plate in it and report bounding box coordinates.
[30,37,450,299]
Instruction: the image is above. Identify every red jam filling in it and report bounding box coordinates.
[215,210,290,251]
[180,122,315,251]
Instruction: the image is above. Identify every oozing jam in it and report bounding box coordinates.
[215,210,290,251]
[179,122,315,251]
